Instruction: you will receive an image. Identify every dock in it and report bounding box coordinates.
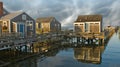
[0,27,115,51]
[0,26,116,66]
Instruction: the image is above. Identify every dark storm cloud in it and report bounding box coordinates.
[1,0,120,29]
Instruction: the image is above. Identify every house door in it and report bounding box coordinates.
[18,23,25,37]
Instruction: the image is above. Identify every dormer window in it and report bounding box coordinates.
[22,14,26,20]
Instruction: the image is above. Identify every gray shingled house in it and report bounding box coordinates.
[0,11,36,37]
[36,17,61,34]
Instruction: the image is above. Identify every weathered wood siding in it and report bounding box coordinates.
[11,12,36,37]
[12,22,16,32]
[90,23,100,33]
[50,18,61,32]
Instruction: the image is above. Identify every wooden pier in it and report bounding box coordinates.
[63,27,115,45]
[0,27,115,51]
[63,32,104,45]
[0,27,116,66]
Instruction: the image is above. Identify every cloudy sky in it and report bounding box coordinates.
[1,0,120,29]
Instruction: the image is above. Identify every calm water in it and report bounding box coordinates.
[8,31,120,67]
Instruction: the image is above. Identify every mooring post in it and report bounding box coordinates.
[20,46,22,52]
[25,45,27,53]
[32,44,34,53]
[102,39,104,45]
[88,38,90,44]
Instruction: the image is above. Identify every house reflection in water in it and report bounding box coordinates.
[33,42,60,57]
[33,42,49,53]
[74,45,105,64]
[118,27,120,39]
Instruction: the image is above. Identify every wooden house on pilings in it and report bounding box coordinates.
[74,15,102,34]
[69,15,105,45]
[64,15,114,45]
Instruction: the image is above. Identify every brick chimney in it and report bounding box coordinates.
[0,2,3,16]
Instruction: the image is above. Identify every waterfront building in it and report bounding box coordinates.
[0,2,35,37]
[36,17,61,34]
[74,15,102,34]
[104,26,115,31]
[0,12,35,37]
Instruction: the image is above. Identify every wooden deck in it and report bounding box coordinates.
[66,32,104,39]
[77,32,104,39]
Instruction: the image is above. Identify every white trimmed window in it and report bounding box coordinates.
[27,21,33,30]
[22,14,26,20]
[3,21,7,26]
[29,21,33,30]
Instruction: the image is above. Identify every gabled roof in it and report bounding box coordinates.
[75,15,102,22]
[0,11,23,20]
[36,17,54,23]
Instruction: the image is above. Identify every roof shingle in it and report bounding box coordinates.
[75,15,102,22]
[1,11,23,20]
[36,17,54,23]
